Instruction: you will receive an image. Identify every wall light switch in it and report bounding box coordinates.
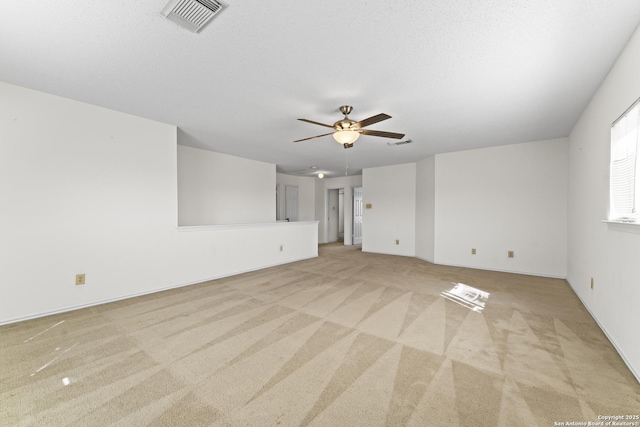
[471,248,476,255]
[590,277,594,289]
[365,203,372,209]
[508,251,514,258]
[75,274,85,285]
[395,239,399,245]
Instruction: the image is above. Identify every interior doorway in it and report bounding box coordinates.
[323,186,358,246]
[338,189,344,241]
[327,188,343,243]
[285,185,298,221]
[276,184,299,221]
[353,186,363,245]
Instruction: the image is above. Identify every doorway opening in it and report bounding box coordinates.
[276,184,298,221]
[323,185,362,246]
[353,186,363,245]
[327,188,343,243]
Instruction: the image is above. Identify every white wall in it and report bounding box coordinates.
[434,139,568,277]
[568,24,640,380]
[362,163,416,256]
[0,82,317,324]
[178,146,275,225]
[415,156,436,262]
[316,175,363,245]
[275,173,316,221]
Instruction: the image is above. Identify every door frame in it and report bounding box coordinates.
[352,186,363,245]
[322,186,356,245]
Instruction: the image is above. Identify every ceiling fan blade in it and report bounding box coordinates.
[298,118,334,129]
[354,113,391,129]
[294,132,335,142]
[359,129,405,139]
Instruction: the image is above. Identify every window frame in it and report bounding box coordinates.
[609,96,640,226]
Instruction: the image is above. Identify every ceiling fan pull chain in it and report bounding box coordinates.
[345,149,349,176]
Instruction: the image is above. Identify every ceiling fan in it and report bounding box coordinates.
[294,105,405,149]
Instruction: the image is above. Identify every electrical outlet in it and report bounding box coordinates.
[508,251,514,258]
[395,239,399,245]
[75,274,85,285]
[471,248,477,255]
[590,277,594,289]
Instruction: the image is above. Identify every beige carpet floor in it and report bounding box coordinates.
[1,244,639,426]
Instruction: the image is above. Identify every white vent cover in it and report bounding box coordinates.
[161,0,225,33]
[387,139,413,146]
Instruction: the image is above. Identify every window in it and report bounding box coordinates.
[610,98,640,223]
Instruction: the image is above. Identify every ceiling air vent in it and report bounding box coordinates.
[161,0,226,33]
[387,139,413,146]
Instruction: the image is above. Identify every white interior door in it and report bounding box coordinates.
[328,189,339,242]
[285,185,298,221]
[338,189,344,241]
[276,184,282,220]
[353,186,363,245]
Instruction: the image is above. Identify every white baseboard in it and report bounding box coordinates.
[566,278,640,384]
[415,258,567,279]
[0,255,317,326]
[415,255,435,264]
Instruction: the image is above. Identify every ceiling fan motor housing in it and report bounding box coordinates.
[334,119,358,131]
[335,106,359,131]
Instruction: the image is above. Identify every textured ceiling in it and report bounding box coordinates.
[1,1,640,177]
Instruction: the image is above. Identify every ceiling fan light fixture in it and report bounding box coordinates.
[333,130,360,145]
